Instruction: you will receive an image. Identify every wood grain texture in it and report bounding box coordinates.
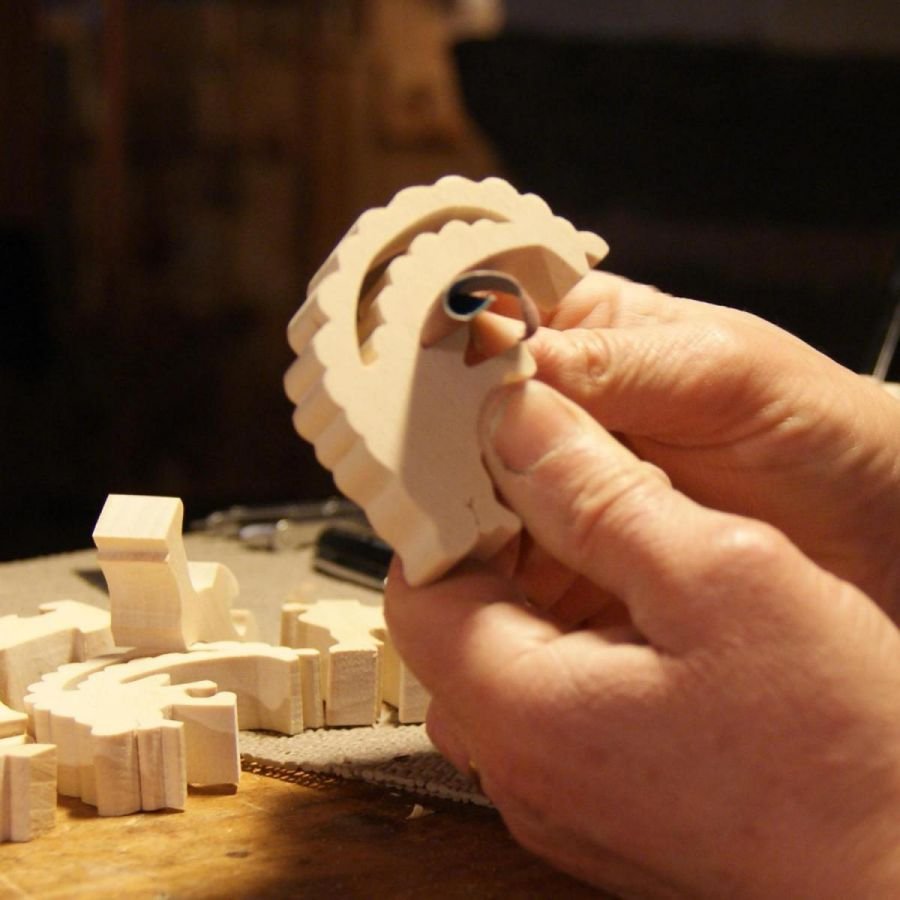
[0,769,604,898]
[0,742,57,843]
[93,494,257,653]
[281,599,428,727]
[0,601,114,712]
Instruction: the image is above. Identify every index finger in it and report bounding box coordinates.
[544,270,687,331]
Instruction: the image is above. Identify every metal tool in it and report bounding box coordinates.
[871,262,900,381]
[190,497,367,550]
[313,525,392,591]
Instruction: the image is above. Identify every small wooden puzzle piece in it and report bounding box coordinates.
[0,600,114,711]
[281,600,428,726]
[87,642,317,735]
[93,494,258,653]
[1,740,57,842]
[1,699,57,843]
[285,175,607,585]
[22,640,318,817]
[371,624,429,724]
[282,600,382,727]
[1,698,27,738]
[26,664,239,817]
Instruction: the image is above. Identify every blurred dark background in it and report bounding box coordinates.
[1,0,898,559]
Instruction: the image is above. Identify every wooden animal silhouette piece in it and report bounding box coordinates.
[285,175,607,585]
[93,494,258,653]
[0,600,113,711]
[281,599,428,726]
[0,738,57,843]
[26,662,239,816]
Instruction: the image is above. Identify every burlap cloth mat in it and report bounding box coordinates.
[0,536,486,806]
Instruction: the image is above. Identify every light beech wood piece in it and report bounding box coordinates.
[372,625,430,724]
[25,664,239,816]
[0,741,57,842]
[93,494,258,652]
[281,600,428,726]
[76,642,316,735]
[0,698,28,739]
[0,600,114,711]
[285,175,607,586]
[1,697,57,843]
[21,640,317,817]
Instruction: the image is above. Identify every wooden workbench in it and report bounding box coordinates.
[0,540,602,898]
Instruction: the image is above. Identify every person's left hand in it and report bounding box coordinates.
[384,380,900,899]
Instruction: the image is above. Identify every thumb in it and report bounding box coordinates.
[478,380,833,653]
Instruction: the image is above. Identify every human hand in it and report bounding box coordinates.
[384,379,900,899]
[529,272,900,618]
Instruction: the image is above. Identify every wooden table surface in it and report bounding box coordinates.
[0,542,604,898]
[1,766,599,898]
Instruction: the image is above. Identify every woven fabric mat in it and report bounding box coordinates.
[240,721,489,806]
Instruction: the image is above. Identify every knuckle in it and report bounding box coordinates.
[696,516,789,581]
[688,318,747,366]
[565,462,665,563]
[548,329,614,395]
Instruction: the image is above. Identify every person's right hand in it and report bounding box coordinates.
[529,272,900,617]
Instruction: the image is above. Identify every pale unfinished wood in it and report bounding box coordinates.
[21,640,319,817]
[281,600,428,726]
[26,663,239,817]
[1,700,57,844]
[0,741,57,842]
[372,624,430,724]
[0,698,27,739]
[285,175,607,585]
[79,642,317,735]
[93,494,259,652]
[0,600,114,711]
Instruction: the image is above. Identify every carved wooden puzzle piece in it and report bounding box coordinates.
[93,494,258,653]
[1,698,27,739]
[371,623,429,725]
[85,642,317,735]
[285,175,607,585]
[26,663,240,816]
[22,640,319,816]
[0,600,114,712]
[1,697,56,842]
[281,599,428,726]
[1,738,57,843]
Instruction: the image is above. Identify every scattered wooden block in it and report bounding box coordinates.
[0,741,57,842]
[0,698,28,739]
[26,664,239,817]
[0,699,56,843]
[372,624,429,725]
[83,642,317,735]
[21,640,318,817]
[285,175,607,585]
[93,494,258,653]
[281,600,428,726]
[0,600,114,711]
[282,600,382,726]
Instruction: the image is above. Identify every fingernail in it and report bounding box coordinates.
[481,381,583,473]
